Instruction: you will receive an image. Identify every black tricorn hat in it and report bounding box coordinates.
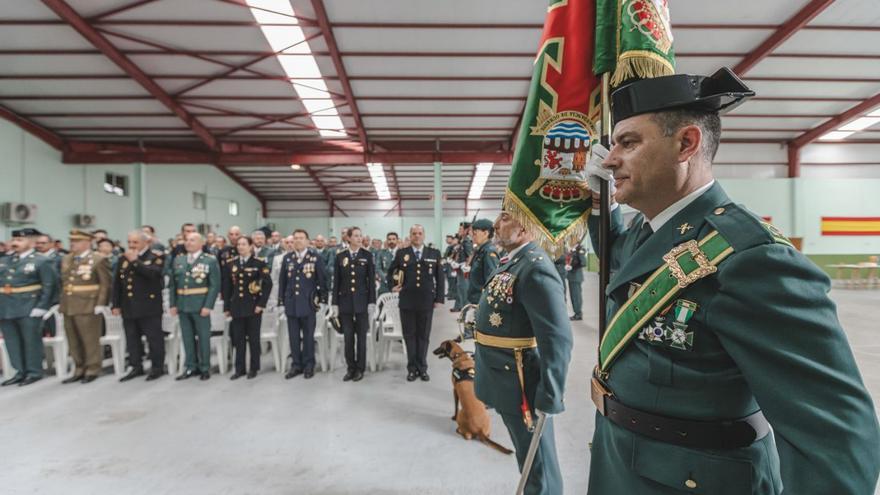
[611,67,755,124]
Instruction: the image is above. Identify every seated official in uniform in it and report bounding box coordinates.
[59,229,112,384]
[473,212,572,495]
[279,229,328,379]
[222,236,272,380]
[331,226,376,382]
[0,228,58,386]
[168,233,220,381]
[585,68,880,494]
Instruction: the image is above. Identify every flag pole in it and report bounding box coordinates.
[598,72,612,344]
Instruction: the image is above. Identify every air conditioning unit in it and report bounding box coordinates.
[74,214,97,228]
[197,223,213,235]
[1,202,38,224]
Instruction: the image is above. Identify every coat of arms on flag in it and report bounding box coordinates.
[525,110,595,204]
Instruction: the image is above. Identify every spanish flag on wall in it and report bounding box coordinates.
[821,217,880,236]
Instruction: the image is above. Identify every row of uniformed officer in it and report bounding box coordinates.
[450,223,472,312]
[221,236,272,380]
[331,227,376,382]
[386,225,444,382]
[554,241,586,321]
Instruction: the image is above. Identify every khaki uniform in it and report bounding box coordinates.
[59,251,112,377]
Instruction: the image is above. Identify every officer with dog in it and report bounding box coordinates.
[584,68,880,494]
[473,212,572,495]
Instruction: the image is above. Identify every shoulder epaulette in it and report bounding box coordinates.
[151,249,165,256]
[705,203,791,252]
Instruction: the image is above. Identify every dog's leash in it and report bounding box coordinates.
[515,410,548,495]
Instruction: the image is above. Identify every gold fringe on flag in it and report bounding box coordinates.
[611,50,675,87]
[502,190,590,259]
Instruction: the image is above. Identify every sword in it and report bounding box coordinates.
[515,410,548,495]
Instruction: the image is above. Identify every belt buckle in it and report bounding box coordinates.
[591,370,612,416]
[2,285,11,295]
[663,240,717,288]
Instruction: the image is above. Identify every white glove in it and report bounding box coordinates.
[450,271,457,278]
[451,261,460,270]
[368,303,376,316]
[585,143,614,195]
[564,265,572,272]
[330,305,339,317]
[462,265,471,274]
[30,308,48,319]
[94,306,108,315]
[536,409,554,419]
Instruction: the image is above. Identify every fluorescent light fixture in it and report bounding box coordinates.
[468,162,494,200]
[869,108,880,117]
[839,117,880,132]
[367,163,392,200]
[290,164,302,170]
[247,0,347,139]
[819,131,855,141]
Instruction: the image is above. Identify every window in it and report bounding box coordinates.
[228,200,239,216]
[103,173,128,197]
[193,192,206,210]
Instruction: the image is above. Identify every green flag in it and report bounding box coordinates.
[503,0,602,257]
[594,0,675,86]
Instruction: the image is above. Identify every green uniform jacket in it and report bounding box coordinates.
[255,246,275,265]
[167,252,221,313]
[586,183,880,494]
[473,242,572,416]
[0,251,57,319]
[375,248,395,293]
[466,241,499,304]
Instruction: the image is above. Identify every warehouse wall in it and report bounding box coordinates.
[0,119,262,244]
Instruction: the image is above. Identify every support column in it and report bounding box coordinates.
[133,162,145,228]
[433,161,443,247]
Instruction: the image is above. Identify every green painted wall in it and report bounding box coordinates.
[0,120,260,244]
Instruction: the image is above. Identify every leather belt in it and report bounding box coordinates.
[177,287,209,295]
[1,284,42,295]
[64,284,100,293]
[475,330,538,431]
[591,374,770,450]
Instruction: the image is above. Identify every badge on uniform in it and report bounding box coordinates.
[637,299,698,351]
[23,263,35,273]
[403,254,410,263]
[342,257,349,267]
[486,272,516,308]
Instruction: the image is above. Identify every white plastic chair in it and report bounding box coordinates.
[209,301,230,374]
[42,306,70,379]
[329,305,375,372]
[373,293,406,370]
[0,338,14,379]
[99,309,127,377]
[162,313,180,376]
[258,308,283,372]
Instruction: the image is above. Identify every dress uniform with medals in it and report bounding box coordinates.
[563,244,586,320]
[278,248,328,378]
[386,242,444,381]
[586,68,880,494]
[333,246,376,381]
[113,246,166,381]
[222,254,271,379]
[59,229,112,383]
[168,251,221,379]
[465,219,499,305]
[0,229,58,386]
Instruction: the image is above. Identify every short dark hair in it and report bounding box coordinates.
[387,232,399,240]
[293,229,309,239]
[650,109,721,162]
[181,222,195,232]
[238,236,254,246]
[96,238,114,248]
[92,229,107,235]
[349,226,361,235]
[141,225,155,234]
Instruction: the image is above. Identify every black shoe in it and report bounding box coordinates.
[450,308,459,313]
[303,370,314,379]
[570,315,583,321]
[62,375,84,384]
[247,371,257,379]
[120,369,145,382]
[353,371,364,382]
[406,371,419,382]
[175,370,196,381]
[1,375,24,386]
[18,376,42,387]
[200,372,210,381]
[420,372,430,382]
[285,368,303,379]
[145,372,163,381]
[81,375,98,384]
[343,371,355,382]
[230,372,245,381]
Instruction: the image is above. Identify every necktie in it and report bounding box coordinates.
[415,250,421,262]
[634,222,653,249]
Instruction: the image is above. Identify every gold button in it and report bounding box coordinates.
[685,479,697,489]
[504,364,510,371]
[127,292,133,297]
[351,288,356,292]
[295,291,300,295]
[149,294,155,299]
[714,207,725,215]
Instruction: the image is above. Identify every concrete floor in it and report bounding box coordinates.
[0,273,878,494]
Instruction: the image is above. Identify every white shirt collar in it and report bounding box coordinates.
[138,246,149,256]
[647,180,715,233]
[241,255,250,263]
[295,248,308,260]
[44,249,56,256]
[75,249,91,258]
[504,242,528,261]
[18,249,35,258]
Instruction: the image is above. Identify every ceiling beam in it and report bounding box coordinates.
[733,0,835,76]
[0,105,65,150]
[213,163,267,215]
[790,91,880,149]
[310,0,367,149]
[40,0,218,150]
[88,0,158,20]
[303,165,337,210]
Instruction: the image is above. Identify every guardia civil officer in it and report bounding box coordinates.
[472,212,572,495]
[222,236,272,380]
[562,239,586,321]
[584,68,880,494]
[386,224,444,382]
[331,226,376,382]
[375,232,398,296]
[465,218,499,305]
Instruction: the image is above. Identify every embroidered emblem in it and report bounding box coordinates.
[342,257,349,267]
[403,254,410,263]
[677,223,693,235]
[489,312,503,328]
